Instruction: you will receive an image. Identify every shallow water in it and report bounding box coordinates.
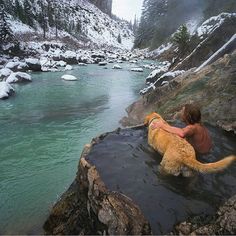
[0,62,151,234]
[87,125,236,234]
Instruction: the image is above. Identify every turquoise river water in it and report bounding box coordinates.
[0,62,151,234]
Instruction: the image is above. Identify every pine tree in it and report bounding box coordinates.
[0,4,19,54]
[22,0,34,27]
[0,5,15,45]
[15,0,25,22]
[117,33,121,43]
[172,24,190,54]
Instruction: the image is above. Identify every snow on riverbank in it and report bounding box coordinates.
[0,82,15,99]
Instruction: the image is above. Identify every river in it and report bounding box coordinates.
[0,62,151,234]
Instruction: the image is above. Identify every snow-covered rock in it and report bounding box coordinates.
[148,43,173,59]
[0,82,15,99]
[197,13,236,38]
[131,68,144,72]
[112,64,122,69]
[142,64,156,70]
[130,60,138,64]
[64,65,73,71]
[61,75,78,81]
[159,70,185,80]
[146,62,171,84]
[0,68,13,80]
[56,61,67,67]
[98,61,108,66]
[5,61,28,72]
[25,58,41,71]
[6,72,32,83]
[141,70,185,95]
[78,63,87,66]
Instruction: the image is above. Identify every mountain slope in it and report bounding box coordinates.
[1,0,134,51]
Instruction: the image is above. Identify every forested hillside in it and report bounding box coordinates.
[0,0,134,53]
[134,0,236,49]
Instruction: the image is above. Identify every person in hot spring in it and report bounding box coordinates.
[151,104,212,155]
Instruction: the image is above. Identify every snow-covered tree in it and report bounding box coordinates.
[0,5,14,45]
[172,24,190,54]
[0,4,20,54]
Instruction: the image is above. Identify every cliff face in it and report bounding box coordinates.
[88,0,112,16]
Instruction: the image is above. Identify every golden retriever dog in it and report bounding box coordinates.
[144,112,236,177]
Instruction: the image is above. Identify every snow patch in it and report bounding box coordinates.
[61,75,78,81]
[0,82,15,99]
[6,72,32,83]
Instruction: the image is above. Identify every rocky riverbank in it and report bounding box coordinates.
[120,49,236,133]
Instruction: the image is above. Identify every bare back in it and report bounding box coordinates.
[182,124,212,154]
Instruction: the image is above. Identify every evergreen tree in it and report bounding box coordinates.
[0,5,14,44]
[0,4,19,53]
[15,0,25,22]
[23,0,34,27]
[172,24,190,54]
[117,33,121,43]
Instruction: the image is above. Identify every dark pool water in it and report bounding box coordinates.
[87,125,236,234]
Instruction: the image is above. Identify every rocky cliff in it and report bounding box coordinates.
[88,0,112,16]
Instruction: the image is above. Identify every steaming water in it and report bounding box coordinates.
[88,125,236,234]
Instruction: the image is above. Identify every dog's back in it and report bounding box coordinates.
[145,112,236,176]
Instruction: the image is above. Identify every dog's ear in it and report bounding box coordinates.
[144,114,150,126]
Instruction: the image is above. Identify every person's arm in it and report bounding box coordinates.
[151,121,194,138]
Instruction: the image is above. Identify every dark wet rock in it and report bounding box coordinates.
[171,195,236,235]
[121,50,236,133]
[44,133,151,235]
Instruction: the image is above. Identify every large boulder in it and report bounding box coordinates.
[6,72,32,83]
[60,51,78,64]
[0,68,12,81]
[44,128,152,235]
[25,58,42,71]
[5,61,28,72]
[174,13,236,70]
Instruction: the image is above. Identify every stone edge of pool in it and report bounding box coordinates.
[43,125,236,235]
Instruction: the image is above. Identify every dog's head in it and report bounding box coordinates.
[144,112,162,126]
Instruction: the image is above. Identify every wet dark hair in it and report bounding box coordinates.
[182,104,201,124]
